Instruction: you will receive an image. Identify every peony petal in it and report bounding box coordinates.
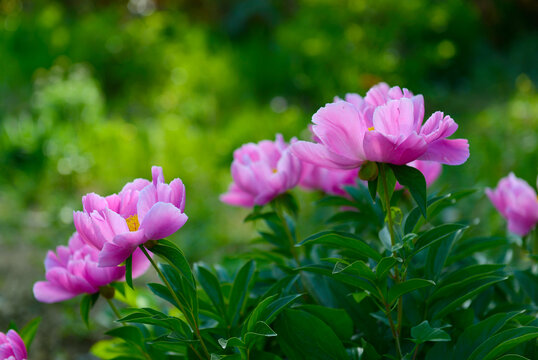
[99,242,137,268]
[6,330,27,360]
[137,184,157,221]
[82,193,108,213]
[152,166,165,186]
[140,202,188,240]
[290,141,361,169]
[33,281,78,303]
[220,183,256,207]
[419,138,470,165]
[362,131,396,163]
[169,178,186,212]
[131,247,151,279]
[312,101,366,161]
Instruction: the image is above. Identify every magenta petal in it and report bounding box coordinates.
[220,183,255,207]
[391,133,428,165]
[362,131,395,163]
[137,184,157,221]
[140,202,188,240]
[290,141,361,169]
[131,247,151,278]
[33,281,77,303]
[82,193,108,213]
[152,166,165,185]
[99,242,136,268]
[6,330,27,360]
[419,138,470,165]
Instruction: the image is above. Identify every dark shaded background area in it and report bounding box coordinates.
[1,0,537,358]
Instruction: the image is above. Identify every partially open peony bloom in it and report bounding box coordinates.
[395,160,442,190]
[291,83,469,168]
[74,166,188,268]
[220,134,302,207]
[299,163,358,196]
[0,330,27,360]
[298,126,358,196]
[486,173,538,236]
[33,233,125,303]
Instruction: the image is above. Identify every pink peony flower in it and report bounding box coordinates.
[74,166,188,268]
[394,160,442,190]
[299,162,359,196]
[33,233,125,303]
[298,126,359,196]
[486,173,538,236]
[291,83,469,168]
[0,330,27,360]
[220,134,302,207]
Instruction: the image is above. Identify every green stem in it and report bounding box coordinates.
[140,245,210,360]
[274,202,301,265]
[379,163,403,358]
[105,297,122,319]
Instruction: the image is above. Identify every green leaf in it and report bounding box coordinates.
[411,321,451,344]
[447,236,507,265]
[19,317,41,349]
[147,283,180,308]
[497,355,530,360]
[299,231,381,261]
[274,192,299,218]
[298,305,353,340]
[376,256,401,279]
[274,309,348,360]
[228,260,256,326]
[218,337,246,349]
[243,321,278,348]
[430,276,508,319]
[454,311,526,359]
[388,279,435,305]
[149,239,195,288]
[106,326,145,347]
[391,164,427,217]
[468,327,538,360]
[298,264,378,295]
[125,254,133,289]
[316,196,359,208]
[412,223,467,256]
[368,177,378,202]
[333,261,376,282]
[425,230,461,281]
[80,292,100,327]
[245,294,302,333]
[194,264,226,320]
[244,211,278,223]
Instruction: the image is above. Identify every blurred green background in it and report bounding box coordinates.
[1,0,537,358]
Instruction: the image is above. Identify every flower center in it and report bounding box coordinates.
[368,127,375,131]
[126,214,140,232]
[272,168,278,174]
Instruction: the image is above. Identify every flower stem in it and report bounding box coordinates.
[105,297,122,319]
[379,163,403,358]
[140,245,210,360]
[274,202,301,265]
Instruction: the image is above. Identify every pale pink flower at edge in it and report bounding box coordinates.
[33,233,125,303]
[486,173,538,236]
[220,134,302,207]
[291,82,470,169]
[0,329,27,360]
[74,166,188,268]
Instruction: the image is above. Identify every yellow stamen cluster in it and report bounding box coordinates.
[368,127,375,131]
[126,214,140,232]
[272,168,278,174]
